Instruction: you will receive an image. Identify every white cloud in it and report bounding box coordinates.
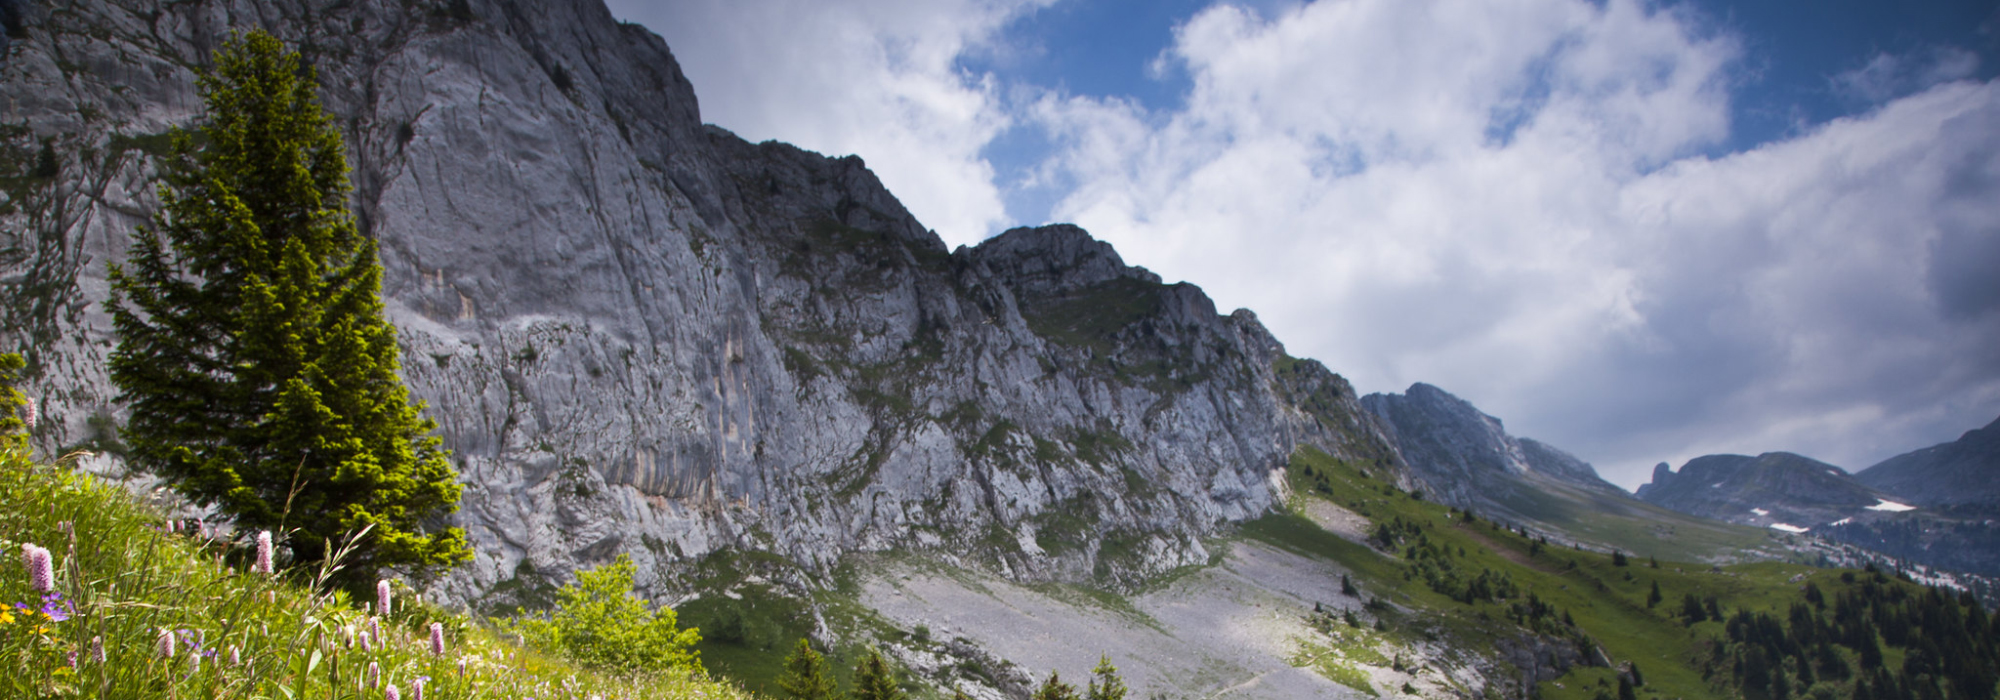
[603,0,1047,246]
[1833,47,1982,104]
[1031,0,2000,486]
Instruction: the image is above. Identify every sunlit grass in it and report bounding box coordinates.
[0,447,751,699]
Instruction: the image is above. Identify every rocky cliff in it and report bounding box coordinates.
[0,0,1404,602]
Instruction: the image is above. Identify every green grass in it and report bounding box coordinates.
[0,447,750,699]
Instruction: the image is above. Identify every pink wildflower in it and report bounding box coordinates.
[386,684,401,700]
[254,531,273,574]
[158,628,175,658]
[377,579,393,616]
[228,645,240,666]
[91,636,103,664]
[367,661,381,689]
[429,622,445,656]
[21,544,53,592]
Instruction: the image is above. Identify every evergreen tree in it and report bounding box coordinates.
[1342,573,1358,597]
[1683,593,1708,624]
[1648,581,1664,608]
[105,30,467,586]
[852,649,903,700]
[0,353,28,452]
[1087,655,1129,700]
[1033,671,1081,700]
[1618,675,1637,700]
[776,638,840,700]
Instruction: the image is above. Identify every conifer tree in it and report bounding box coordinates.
[1086,655,1129,700]
[0,353,28,452]
[777,638,840,700]
[852,649,904,700]
[1033,671,1081,700]
[1648,580,1664,608]
[106,30,468,586]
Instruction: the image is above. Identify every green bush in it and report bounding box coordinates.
[507,554,703,674]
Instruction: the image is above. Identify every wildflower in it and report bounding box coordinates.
[378,579,393,616]
[360,628,373,652]
[0,607,11,624]
[386,683,401,700]
[91,636,104,663]
[369,616,382,644]
[228,644,240,666]
[429,622,445,656]
[343,624,356,649]
[254,531,273,574]
[22,543,53,592]
[457,658,466,678]
[67,650,77,668]
[412,676,427,700]
[367,661,381,689]
[39,591,72,622]
[158,628,176,658]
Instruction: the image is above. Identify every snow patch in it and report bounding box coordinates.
[1711,482,1724,488]
[1769,523,1810,533]
[1866,500,1917,512]
[1830,518,1853,526]
[1751,508,1770,516]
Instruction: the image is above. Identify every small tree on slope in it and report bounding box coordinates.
[107,30,468,586]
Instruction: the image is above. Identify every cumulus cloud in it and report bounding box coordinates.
[603,0,1047,246]
[1030,0,2000,486]
[1833,47,1982,104]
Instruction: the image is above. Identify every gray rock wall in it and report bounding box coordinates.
[0,0,1403,603]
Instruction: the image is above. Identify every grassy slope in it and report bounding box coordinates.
[0,449,750,699]
[1265,446,1959,700]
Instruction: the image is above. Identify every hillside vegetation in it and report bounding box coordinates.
[0,446,743,699]
[1263,447,2000,700]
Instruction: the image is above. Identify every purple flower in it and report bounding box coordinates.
[412,677,427,700]
[39,592,72,622]
[21,544,53,592]
[91,636,103,664]
[254,531,273,575]
[367,661,381,689]
[228,645,240,666]
[385,683,401,700]
[377,579,393,617]
[158,628,176,658]
[428,622,445,656]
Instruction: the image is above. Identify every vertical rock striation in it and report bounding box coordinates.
[0,0,1403,601]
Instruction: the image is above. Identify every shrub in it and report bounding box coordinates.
[506,554,703,674]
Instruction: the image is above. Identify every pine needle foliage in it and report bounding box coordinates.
[776,638,840,700]
[852,649,904,700]
[105,30,467,587]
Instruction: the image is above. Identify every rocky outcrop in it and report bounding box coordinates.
[0,0,1404,603]
[1361,383,1626,526]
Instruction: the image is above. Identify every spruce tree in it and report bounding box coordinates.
[777,638,841,700]
[1033,671,1081,700]
[1086,655,1129,700]
[852,649,904,700]
[107,30,468,586]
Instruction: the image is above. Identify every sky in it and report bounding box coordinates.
[603,0,2000,489]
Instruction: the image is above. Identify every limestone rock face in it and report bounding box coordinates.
[0,0,1402,602]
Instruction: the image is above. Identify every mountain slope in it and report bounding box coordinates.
[0,0,1405,606]
[1856,415,2000,508]
[1635,452,1893,529]
[1362,383,1778,562]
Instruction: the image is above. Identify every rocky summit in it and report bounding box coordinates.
[0,0,1406,603]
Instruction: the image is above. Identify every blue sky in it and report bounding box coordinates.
[607,0,2000,488]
